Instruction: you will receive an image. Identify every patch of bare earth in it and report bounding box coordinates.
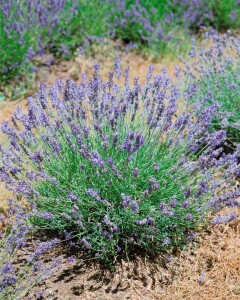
[25,218,239,300]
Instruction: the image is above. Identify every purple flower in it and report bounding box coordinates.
[113,131,119,146]
[162,237,171,246]
[149,177,157,184]
[130,200,139,214]
[0,262,18,290]
[211,212,238,225]
[28,238,60,262]
[136,217,155,226]
[231,10,236,20]
[114,57,122,78]
[87,188,101,202]
[89,150,105,168]
[81,237,92,249]
[199,272,205,284]
[121,194,139,214]
[0,214,4,222]
[186,213,193,221]
[61,212,71,221]
[49,139,61,154]
[35,211,54,220]
[68,193,79,202]
[182,200,190,209]
[67,256,75,263]
[187,232,197,240]
[133,167,139,177]
[136,218,147,225]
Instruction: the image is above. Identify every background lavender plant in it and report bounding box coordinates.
[0,199,61,300]
[1,59,239,264]
[106,0,168,48]
[166,0,240,31]
[106,0,240,53]
[165,0,215,31]
[213,0,240,30]
[0,0,79,81]
[180,32,240,151]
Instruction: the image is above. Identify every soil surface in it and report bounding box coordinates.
[26,217,240,300]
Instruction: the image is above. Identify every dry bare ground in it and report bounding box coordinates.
[0,50,239,300]
[26,217,240,300]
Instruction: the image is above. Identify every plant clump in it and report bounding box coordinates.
[180,32,240,151]
[0,59,239,264]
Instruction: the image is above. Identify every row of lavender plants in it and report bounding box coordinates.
[1,0,239,84]
[0,32,240,299]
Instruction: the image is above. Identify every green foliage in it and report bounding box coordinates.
[33,129,199,257]
[214,0,240,30]
[195,67,240,147]
[0,12,34,81]
[49,0,109,57]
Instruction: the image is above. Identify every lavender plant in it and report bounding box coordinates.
[106,0,240,55]
[168,0,214,31]
[106,0,166,45]
[105,0,191,57]
[0,59,239,264]
[165,0,240,31]
[0,0,79,81]
[213,0,240,30]
[181,32,240,150]
[0,199,61,300]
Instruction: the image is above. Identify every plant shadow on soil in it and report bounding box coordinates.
[25,215,240,300]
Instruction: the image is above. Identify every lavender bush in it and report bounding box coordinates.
[181,32,240,150]
[213,0,240,30]
[0,199,61,299]
[0,59,239,264]
[106,0,167,46]
[105,0,192,56]
[166,0,215,31]
[0,0,79,81]
[106,0,240,54]
[166,0,240,31]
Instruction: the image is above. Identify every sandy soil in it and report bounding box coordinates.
[25,217,240,300]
